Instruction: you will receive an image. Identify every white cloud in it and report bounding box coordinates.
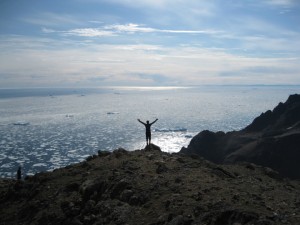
[64,28,116,37]
[108,23,221,34]
[40,20,300,56]
[105,23,156,33]
[2,0,300,87]
[1,35,300,87]
[41,27,56,33]
[43,23,222,38]
[114,44,162,51]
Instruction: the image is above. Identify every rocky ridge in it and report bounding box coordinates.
[180,94,300,179]
[0,144,300,225]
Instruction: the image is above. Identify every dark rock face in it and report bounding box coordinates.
[181,94,300,179]
[244,94,300,132]
[181,131,226,163]
[225,133,300,179]
[1,148,299,225]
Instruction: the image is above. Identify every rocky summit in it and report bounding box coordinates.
[0,144,300,225]
[180,94,300,179]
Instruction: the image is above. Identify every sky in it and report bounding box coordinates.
[0,0,300,88]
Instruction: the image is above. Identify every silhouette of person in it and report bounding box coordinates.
[17,166,21,180]
[138,118,158,146]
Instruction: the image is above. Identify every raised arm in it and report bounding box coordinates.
[150,118,158,125]
[137,119,146,125]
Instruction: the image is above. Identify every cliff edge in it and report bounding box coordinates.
[180,94,300,179]
[1,145,299,225]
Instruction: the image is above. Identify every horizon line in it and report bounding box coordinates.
[1,84,300,90]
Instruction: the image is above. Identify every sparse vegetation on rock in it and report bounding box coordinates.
[1,144,299,225]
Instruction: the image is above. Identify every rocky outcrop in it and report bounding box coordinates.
[1,144,300,224]
[244,94,300,132]
[181,94,300,179]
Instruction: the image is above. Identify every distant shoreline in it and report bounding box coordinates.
[1,84,300,98]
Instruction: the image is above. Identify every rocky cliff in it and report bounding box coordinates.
[180,94,300,179]
[1,145,299,225]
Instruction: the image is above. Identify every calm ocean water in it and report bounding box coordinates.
[0,85,299,178]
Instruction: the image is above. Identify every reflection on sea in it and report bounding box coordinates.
[1,85,299,178]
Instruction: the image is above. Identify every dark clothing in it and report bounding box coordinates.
[145,124,151,136]
[146,130,151,139]
[138,119,158,145]
[17,167,21,180]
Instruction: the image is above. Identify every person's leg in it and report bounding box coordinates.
[146,132,150,145]
[146,133,149,145]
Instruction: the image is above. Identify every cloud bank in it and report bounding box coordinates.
[0,0,300,87]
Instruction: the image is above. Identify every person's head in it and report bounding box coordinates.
[146,120,149,124]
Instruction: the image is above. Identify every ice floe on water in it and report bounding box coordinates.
[0,154,6,160]
[1,163,14,168]
[13,121,30,126]
[1,86,298,178]
[107,112,119,115]
[33,163,47,167]
[68,149,77,153]
[154,127,187,132]
[184,134,193,138]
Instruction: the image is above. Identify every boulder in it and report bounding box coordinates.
[145,143,162,151]
[79,179,107,201]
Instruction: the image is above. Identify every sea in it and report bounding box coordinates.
[0,85,299,178]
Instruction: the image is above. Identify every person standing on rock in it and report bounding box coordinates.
[17,166,21,180]
[138,118,158,146]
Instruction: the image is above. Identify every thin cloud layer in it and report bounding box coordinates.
[42,23,222,37]
[0,0,300,87]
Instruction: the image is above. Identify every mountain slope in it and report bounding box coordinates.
[1,145,299,225]
[180,94,300,179]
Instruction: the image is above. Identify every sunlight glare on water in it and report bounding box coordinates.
[0,85,300,177]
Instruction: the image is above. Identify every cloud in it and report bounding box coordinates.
[114,44,161,51]
[39,18,300,57]
[219,65,296,77]
[64,28,116,37]
[41,28,56,33]
[135,73,174,84]
[110,23,221,34]
[2,0,300,88]
[1,34,300,87]
[105,23,156,33]
[108,23,221,34]
[42,23,222,38]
